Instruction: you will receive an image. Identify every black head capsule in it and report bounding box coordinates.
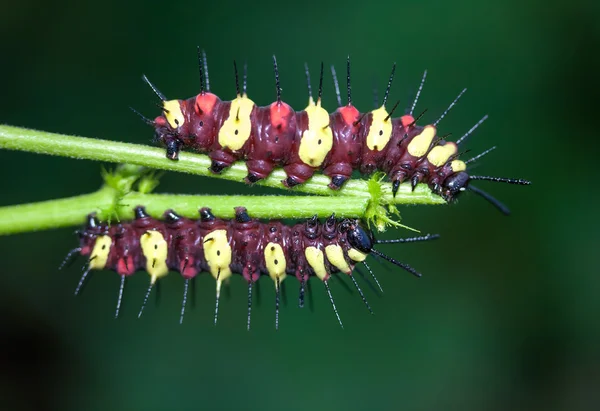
[443,171,470,198]
[346,221,374,254]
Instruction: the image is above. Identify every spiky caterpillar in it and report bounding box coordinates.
[63,206,438,329]
[133,50,530,214]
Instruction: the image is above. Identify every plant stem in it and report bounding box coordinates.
[0,189,370,236]
[0,125,446,205]
[0,187,114,235]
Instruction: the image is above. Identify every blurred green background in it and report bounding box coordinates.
[0,0,598,410]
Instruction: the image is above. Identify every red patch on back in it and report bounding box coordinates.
[155,117,167,126]
[339,106,359,125]
[180,259,198,279]
[270,102,291,129]
[195,92,218,115]
[400,115,415,128]
[117,256,135,276]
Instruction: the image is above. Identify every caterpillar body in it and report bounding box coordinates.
[133,50,530,215]
[63,206,439,329]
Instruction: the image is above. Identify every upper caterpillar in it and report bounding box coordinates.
[132,49,530,214]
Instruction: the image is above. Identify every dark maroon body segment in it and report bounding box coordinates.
[78,207,367,282]
[322,107,362,187]
[247,103,297,182]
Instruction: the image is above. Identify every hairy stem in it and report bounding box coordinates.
[0,125,446,205]
[0,189,370,236]
[0,187,114,235]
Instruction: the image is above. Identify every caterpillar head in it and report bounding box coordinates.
[339,219,375,254]
[153,99,187,161]
[441,171,470,201]
[138,74,187,161]
[77,213,105,255]
[441,171,531,215]
[338,219,435,278]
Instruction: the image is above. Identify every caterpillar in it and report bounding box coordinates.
[62,206,439,329]
[132,49,531,215]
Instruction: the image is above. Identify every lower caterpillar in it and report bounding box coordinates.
[61,206,439,330]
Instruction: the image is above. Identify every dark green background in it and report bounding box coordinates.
[0,0,598,410]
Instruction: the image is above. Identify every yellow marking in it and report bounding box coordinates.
[348,248,367,262]
[365,106,392,151]
[427,143,458,167]
[307,96,315,107]
[298,101,333,167]
[451,160,467,172]
[203,229,232,281]
[305,246,328,281]
[407,125,437,157]
[218,96,255,151]
[264,242,287,282]
[163,100,185,129]
[140,231,169,282]
[89,235,112,270]
[325,244,351,274]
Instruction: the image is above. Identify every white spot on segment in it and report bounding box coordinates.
[305,246,328,281]
[203,229,232,281]
[427,142,458,167]
[407,125,437,157]
[218,96,255,151]
[450,160,467,172]
[89,235,112,270]
[264,242,287,282]
[365,106,392,151]
[163,100,185,129]
[140,231,169,282]
[325,244,351,274]
[347,248,367,262]
[298,102,333,167]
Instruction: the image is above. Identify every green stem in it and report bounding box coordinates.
[122,193,369,220]
[0,124,445,205]
[0,189,370,236]
[0,186,114,235]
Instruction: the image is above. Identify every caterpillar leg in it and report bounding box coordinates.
[323,162,352,190]
[245,159,275,184]
[391,173,408,197]
[282,162,315,187]
[208,150,237,173]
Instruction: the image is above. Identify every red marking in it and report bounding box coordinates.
[270,102,291,129]
[155,117,167,127]
[195,92,218,115]
[339,106,359,126]
[400,115,415,128]
[180,259,198,279]
[81,246,90,255]
[117,256,134,276]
